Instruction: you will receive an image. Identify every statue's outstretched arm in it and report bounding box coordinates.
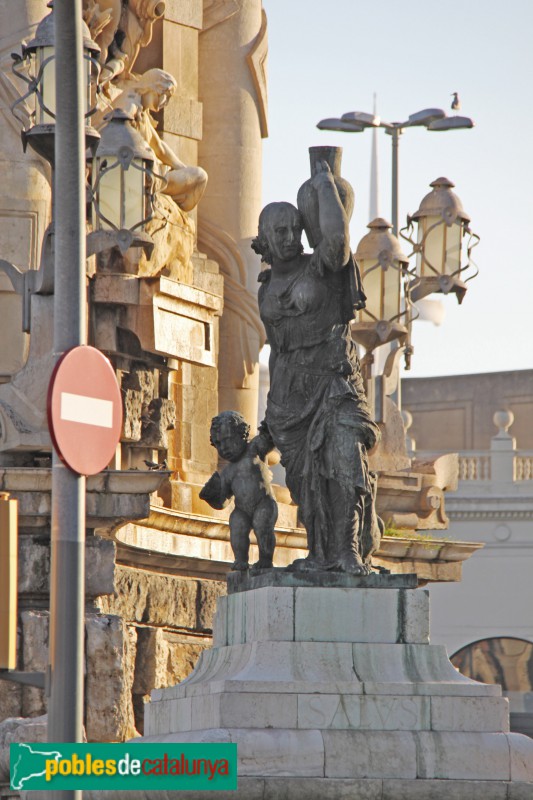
[200,471,232,510]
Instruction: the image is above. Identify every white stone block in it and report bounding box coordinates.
[189,691,298,730]
[223,587,298,645]
[191,694,219,729]
[211,643,253,684]
[297,694,429,731]
[382,778,511,799]
[363,695,429,731]
[294,588,399,643]
[212,597,228,647]
[226,640,358,684]
[235,729,325,777]
[183,643,252,691]
[263,777,383,799]
[223,586,432,645]
[508,782,533,800]
[296,641,361,682]
[145,699,170,735]
[323,730,417,778]
[210,679,361,695]
[352,643,436,682]
[416,731,511,780]
[147,728,233,744]
[226,590,246,645]
[352,642,500,692]
[169,696,192,732]
[218,692,298,729]
[363,681,501,697]
[298,694,359,730]
[246,587,295,643]
[403,589,430,643]
[507,732,533,781]
[431,696,510,732]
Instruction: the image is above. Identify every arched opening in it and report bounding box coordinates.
[451,637,533,738]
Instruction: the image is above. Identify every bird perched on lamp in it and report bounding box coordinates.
[451,92,461,111]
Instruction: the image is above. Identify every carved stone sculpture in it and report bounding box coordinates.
[114,69,207,213]
[200,411,277,571]
[83,0,165,86]
[252,147,383,576]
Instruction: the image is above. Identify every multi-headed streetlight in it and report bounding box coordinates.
[317,107,478,420]
[317,107,474,235]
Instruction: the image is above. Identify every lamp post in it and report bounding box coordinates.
[48,5,87,796]
[317,107,475,235]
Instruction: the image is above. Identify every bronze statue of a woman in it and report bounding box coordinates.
[252,148,382,575]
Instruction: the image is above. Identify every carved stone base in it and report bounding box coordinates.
[102,584,533,798]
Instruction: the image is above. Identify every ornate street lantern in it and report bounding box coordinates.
[352,218,411,357]
[401,177,479,304]
[88,111,155,254]
[11,2,100,162]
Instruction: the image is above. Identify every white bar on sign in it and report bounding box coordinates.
[60,392,113,428]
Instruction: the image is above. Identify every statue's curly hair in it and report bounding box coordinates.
[210,410,250,446]
[251,202,304,265]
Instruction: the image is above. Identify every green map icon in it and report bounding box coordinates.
[11,743,63,790]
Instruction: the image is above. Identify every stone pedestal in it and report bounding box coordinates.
[106,574,533,799]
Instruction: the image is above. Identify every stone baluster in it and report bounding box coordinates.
[490,409,516,483]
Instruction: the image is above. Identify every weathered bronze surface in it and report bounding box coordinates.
[200,411,278,571]
[252,148,382,576]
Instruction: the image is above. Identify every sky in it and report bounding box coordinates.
[261,0,533,379]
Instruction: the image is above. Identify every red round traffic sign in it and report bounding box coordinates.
[47,346,123,476]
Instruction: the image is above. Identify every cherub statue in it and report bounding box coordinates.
[114,68,207,212]
[200,411,278,572]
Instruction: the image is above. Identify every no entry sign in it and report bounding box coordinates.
[47,346,123,476]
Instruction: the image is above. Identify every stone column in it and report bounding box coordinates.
[0,0,51,380]
[198,0,267,430]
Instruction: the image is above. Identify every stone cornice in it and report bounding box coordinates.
[111,505,483,584]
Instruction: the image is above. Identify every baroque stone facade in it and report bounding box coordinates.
[0,0,266,767]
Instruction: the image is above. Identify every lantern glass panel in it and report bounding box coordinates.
[123,160,145,230]
[36,46,56,124]
[93,158,121,230]
[359,261,382,321]
[35,47,92,125]
[444,220,462,275]
[416,214,444,277]
[383,262,401,321]
[93,158,145,231]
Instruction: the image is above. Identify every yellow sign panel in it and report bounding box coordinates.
[0,492,17,670]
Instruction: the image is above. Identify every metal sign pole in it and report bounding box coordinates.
[48,2,86,799]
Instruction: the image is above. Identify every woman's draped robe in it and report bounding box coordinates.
[258,253,381,568]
